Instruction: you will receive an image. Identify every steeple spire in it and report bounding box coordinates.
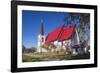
[40,20,44,35]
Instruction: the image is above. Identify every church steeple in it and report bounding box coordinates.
[40,20,44,35]
[38,20,45,53]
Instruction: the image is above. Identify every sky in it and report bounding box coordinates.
[22,10,89,48]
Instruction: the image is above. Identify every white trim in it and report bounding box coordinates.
[17,5,94,68]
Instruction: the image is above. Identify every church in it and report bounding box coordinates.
[37,20,85,55]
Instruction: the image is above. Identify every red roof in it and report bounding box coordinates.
[45,24,75,44]
[45,25,64,44]
[59,25,75,41]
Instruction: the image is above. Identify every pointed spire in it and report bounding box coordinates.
[40,20,44,35]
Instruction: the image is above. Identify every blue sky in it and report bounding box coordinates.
[22,10,89,48]
[22,10,71,48]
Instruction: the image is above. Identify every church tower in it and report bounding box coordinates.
[37,20,45,53]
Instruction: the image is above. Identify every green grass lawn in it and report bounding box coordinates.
[22,52,90,62]
[22,55,43,62]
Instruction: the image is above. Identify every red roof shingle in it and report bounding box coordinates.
[45,24,75,44]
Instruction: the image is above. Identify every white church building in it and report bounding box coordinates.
[37,21,86,55]
[37,21,47,52]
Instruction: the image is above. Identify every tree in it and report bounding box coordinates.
[65,13,90,45]
[22,45,26,53]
